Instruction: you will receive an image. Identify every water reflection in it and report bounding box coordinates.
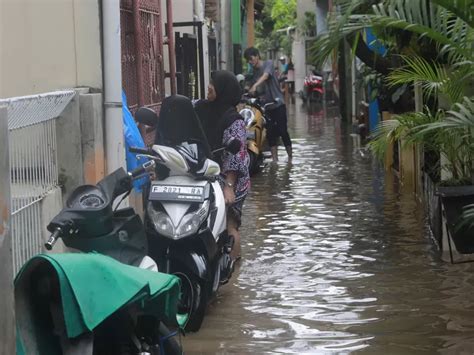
[183,100,474,354]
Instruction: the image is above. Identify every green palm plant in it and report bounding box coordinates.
[312,0,474,70]
[312,0,474,229]
[370,53,474,184]
[312,0,474,181]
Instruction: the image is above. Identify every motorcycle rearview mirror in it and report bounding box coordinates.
[135,107,158,128]
[225,138,241,154]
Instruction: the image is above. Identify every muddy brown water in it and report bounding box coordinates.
[182,101,474,354]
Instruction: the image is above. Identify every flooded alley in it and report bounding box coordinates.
[183,100,474,354]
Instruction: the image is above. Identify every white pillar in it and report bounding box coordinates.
[293,39,306,93]
[219,0,232,70]
[196,0,210,90]
[294,0,309,94]
[0,105,15,355]
[102,0,126,174]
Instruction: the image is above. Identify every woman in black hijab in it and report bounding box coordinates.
[195,70,250,263]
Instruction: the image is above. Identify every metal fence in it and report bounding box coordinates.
[1,90,75,274]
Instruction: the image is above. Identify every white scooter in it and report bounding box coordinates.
[132,105,240,332]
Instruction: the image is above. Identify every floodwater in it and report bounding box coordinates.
[182,100,474,354]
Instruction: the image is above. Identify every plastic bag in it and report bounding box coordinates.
[122,91,149,192]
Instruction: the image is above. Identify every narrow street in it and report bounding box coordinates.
[183,99,474,354]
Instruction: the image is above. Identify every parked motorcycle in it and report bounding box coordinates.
[15,162,185,354]
[134,105,241,332]
[238,94,268,175]
[300,70,324,103]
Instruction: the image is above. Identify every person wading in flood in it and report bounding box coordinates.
[244,47,293,163]
[194,70,250,265]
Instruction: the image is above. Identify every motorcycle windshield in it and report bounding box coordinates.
[155,95,211,158]
[15,253,181,354]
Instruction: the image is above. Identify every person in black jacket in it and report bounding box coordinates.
[155,95,210,156]
[194,70,250,262]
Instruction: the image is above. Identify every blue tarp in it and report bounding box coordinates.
[365,28,387,132]
[122,91,149,192]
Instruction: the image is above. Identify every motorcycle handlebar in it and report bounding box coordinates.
[129,160,156,179]
[45,228,62,251]
[129,146,153,155]
[240,95,278,111]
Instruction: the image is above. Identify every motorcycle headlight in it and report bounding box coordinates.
[240,108,255,127]
[147,202,175,237]
[176,200,210,239]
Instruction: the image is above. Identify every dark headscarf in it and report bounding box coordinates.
[195,70,243,151]
[212,70,242,110]
[155,95,211,157]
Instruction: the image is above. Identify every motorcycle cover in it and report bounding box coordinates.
[15,253,180,354]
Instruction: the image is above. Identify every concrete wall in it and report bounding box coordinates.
[55,89,107,197]
[80,92,105,185]
[0,0,102,98]
[57,91,85,196]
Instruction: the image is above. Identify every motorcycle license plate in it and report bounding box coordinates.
[149,184,205,202]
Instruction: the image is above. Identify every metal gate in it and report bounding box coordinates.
[120,0,167,144]
[173,21,206,100]
[175,32,199,99]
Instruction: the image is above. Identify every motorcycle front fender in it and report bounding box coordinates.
[168,249,209,281]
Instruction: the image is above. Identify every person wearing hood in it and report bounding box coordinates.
[194,70,250,263]
[155,95,211,155]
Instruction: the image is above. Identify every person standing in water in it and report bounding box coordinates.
[194,70,250,264]
[244,47,293,163]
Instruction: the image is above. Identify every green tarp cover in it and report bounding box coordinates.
[15,253,180,353]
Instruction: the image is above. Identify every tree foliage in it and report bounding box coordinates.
[344,0,474,185]
[266,0,297,30]
[255,0,297,56]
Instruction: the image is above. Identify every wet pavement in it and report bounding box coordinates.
[183,99,474,354]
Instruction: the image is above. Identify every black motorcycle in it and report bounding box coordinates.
[15,160,185,354]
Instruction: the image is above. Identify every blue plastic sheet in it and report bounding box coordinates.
[122,91,149,192]
[365,28,387,132]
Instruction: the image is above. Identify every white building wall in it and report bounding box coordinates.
[294,0,317,93]
[0,0,102,98]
